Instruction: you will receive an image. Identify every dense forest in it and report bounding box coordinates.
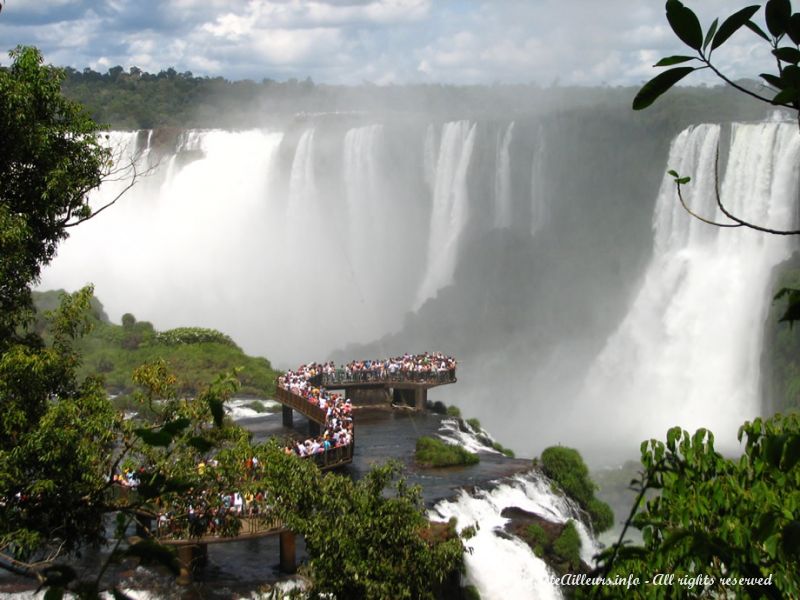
[60,64,773,130]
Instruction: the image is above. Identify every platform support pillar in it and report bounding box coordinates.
[282,405,293,428]
[414,388,427,410]
[279,530,297,573]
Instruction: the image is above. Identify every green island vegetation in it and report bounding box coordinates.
[537,446,615,534]
[32,289,280,400]
[415,436,480,468]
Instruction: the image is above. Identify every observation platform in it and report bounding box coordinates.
[135,512,296,585]
[275,369,456,439]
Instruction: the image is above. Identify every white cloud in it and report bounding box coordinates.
[0,0,783,85]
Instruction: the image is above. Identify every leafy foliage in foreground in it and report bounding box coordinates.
[539,446,614,534]
[595,414,800,598]
[415,436,479,468]
[260,452,465,599]
[633,0,800,112]
[32,290,279,398]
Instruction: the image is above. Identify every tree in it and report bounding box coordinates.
[593,416,799,598]
[633,0,800,235]
[259,453,465,600]
[0,46,138,344]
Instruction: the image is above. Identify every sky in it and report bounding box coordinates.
[0,0,778,86]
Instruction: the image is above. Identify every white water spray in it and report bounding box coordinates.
[572,122,800,456]
[494,122,515,229]
[415,120,477,308]
[431,472,600,600]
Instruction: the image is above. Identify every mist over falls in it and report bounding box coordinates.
[39,109,800,463]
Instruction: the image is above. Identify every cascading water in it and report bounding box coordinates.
[40,116,797,465]
[415,120,477,309]
[430,472,600,600]
[494,122,515,229]
[569,122,800,457]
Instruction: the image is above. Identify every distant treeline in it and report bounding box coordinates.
[59,65,773,131]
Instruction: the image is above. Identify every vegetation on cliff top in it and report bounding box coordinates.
[32,289,279,398]
[538,446,615,534]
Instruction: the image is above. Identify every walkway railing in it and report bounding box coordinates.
[153,510,285,543]
[275,385,327,424]
[317,368,456,387]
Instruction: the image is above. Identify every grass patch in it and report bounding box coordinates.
[415,436,479,468]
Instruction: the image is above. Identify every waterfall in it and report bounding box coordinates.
[415,120,477,309]
[571,122,800,455]
[430,472,600,600]
[530,130,547,236]
[494,122,515,229]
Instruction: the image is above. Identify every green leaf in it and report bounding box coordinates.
[772,87,799,105]
[746,20,772,41]
[782,434,800,471]
[788,13,800,44]
[773,46,800,64]
[703,18,719,51]
[712,6,761,50]
[766,0,791,37]
[655,55,696,67]
[781,64,800,86]
[676,176,691,185]
[633,66,696,110]
[761,72,786,89]
[666,0,704,50]
[667,169,680,178]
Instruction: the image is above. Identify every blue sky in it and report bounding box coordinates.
[0,1,777,85]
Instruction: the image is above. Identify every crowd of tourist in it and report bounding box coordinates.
[279,352,457,388]
[277,367,354,459]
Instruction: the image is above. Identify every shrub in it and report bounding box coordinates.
[540,446,594,507]
[156,327,238,347]
[415,436,479,468]
[539,446,613,533]
[587,497,614,533]
[552,521,582,569]
[446,405,462,418]
[466,417,481,430]
[429,401,447,414]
